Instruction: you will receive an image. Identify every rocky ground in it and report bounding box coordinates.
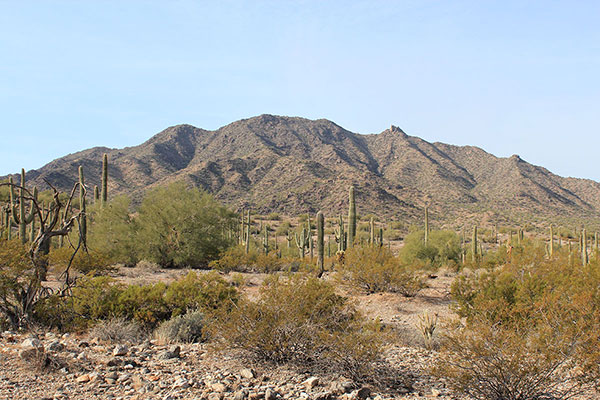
[0,331,454,400]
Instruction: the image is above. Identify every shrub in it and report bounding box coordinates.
[436,246,600,399]
[90,317,145,344]
[48,247,114,275]
[399,229,461,269]
[339,246,426,296]
[154,310,205,344]
[211,274,385,380]
[209,246,284,273]
[35,271,239,332]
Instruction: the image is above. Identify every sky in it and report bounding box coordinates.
[1,1,599,180]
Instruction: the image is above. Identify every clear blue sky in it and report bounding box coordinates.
[1,1,599,180]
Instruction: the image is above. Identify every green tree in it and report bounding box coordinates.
[135,182,234,267]
[87,195,137,266]
[399,229,461,268]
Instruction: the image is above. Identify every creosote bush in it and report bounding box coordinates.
[399,229,461,270]
[339,246,426,296]
[211,274,385,380]
[35,271,238,332]
[48,247,114,275]
[435,243,600,400]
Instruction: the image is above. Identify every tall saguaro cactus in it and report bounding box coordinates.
[549,225,554,257]
[334,215,346,252]
[79,166,87,246]
[472,226,478,263]
[369,217,375,246]
[347,186,356,248]
[424,206,429,245]
[9,170,36,244]
[582,228,588,265]
[245,210,250,254]
[317,211,324,276]
[101,153,108,207]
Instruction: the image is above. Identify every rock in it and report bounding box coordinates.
[77,351,87,361]
[303,377,319,389]
[240,368,255,379]
[234,389,249,400]
[265,388,277,400]
[47,341,64,352]
[21,337,42,349]
[113,344,128,356]
[211,382,227,392]
[314,392,334,400]
[431,388,441,397]
[173,376,190,389]
[78,341,90,348]
[208,394,224,400]
[106,357,121,366]
[132,375,145,390]
[352,387,371,400]
[157,345,180,360]
[76,374,91,383]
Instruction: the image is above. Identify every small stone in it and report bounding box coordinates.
[208,394,224,400]
[234,389,249,400]
[431,388,441,397]
[303,377,319,389]
[113,344,128,356]
[173,376,190,389]
[47,341,64,352]
[21,337,42,349]
[240,368,255,379]
[352,387,371,400]
[76,374,91,383]
[265,388,277,400]
[157,345,180,360]
[211,382,227,392]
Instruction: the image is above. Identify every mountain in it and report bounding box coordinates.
[5,114,600,229]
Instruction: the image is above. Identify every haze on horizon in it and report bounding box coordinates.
[1,1,599,180]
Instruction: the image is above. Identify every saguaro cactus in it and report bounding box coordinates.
[378,227,383,247]
[582,229,588,265]
[9,170,36,244]
[317,211,324,276]
[79,166,87,246]
[347,186,356,248]
[424,206,429,245]
[369,217,375,246]
[334,215,346,252]
[549,225,554,257]
[295,227,310,258]
[245,210,250,254]
[101,153,108,207]
[263,224,269,255]
[472,226,478,263]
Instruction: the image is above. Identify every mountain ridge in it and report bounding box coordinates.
[4,114,599,229]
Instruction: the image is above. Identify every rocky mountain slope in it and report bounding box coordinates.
[5,114,600,228]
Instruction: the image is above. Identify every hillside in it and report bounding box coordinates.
[5,114,600,228]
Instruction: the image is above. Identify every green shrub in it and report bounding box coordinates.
[154,310,205,344]
[48,247,114,275]
[339,246,426,296]
[211,274,385,380]
[209,246,284,273]
[399,229,461,269]
[35,271,239,332]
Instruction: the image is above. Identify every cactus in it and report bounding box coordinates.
[294,227,310,258]
[424,206,429,245]
[307,215,313,260]
[317,211,324,275]
[9,170,36,244]
[101,153,108,207]
[285,231,293,248]
[263,224,269,255]
[347,186,356,248]
[94,185,99,202]
[472,226,478,263]
[369,217,375,246]
[549,225,554,257]
[581,229,588,265]
[378,227,384,247]
[334,215,346,252]
[245,210,250,254]
[79,166,87,246]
